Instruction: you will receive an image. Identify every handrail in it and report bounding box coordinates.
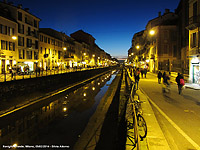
[129,81,140,150]
[126,68,140,150]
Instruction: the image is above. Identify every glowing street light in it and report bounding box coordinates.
[136,45,140,49]
[12,36,17,40]
[63,47,67,50]
[149,29,155,36]
[92,54,95,57]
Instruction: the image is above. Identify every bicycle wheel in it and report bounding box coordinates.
[137,114,147,139]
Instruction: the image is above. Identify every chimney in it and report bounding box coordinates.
[165,9,170,14]
[158,12,161,17]
[18,4,22,9]
[24,8,29,12]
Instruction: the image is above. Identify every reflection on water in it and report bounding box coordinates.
[0,70,118,149]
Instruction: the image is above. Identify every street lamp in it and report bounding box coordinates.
[136,45,140,50]
[149,29,155,36]
[63,47,67,50]
[12,36,17,40]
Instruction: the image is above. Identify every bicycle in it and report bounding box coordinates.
[162,83,170,94]
[134,99,147,140]
[127,99,147,141]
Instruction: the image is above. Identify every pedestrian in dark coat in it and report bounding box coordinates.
[176,73,184,94]
[157,71,162,84]
[141,69,144,78]
[134,68,140,90]
[144,68,147,78]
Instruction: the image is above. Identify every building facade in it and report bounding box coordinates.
[0,4,17,74]
[0,1,41,72]
[129,9,179,73]
[187,0,200,84]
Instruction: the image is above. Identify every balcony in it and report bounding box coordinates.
[186,15,200,30]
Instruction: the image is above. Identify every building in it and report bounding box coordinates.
[0,0,41,73]
[39,28,66,70]
[176,0,189,74]
[0,3,17,74]
[187,0,200,84]
[70,30,111,67]
[130,9,179,73]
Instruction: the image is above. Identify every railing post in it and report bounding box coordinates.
[4,72,6,82]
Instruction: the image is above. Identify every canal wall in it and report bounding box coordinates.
[0,67,116,100]
[74,69,124,150]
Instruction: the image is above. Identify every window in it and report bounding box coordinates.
[191,32,197,48]
[18,36,24,46]
[0,24,2,33]
[40,35,43,42]
[1,40,6,49]
[58,51,61,59]
[51,39,55,45]
[1,25,7,35]
[27,27,31,35]
[35,40,38,49]
[19,49,25,59]
[40,47,43,54]
[9,42,13,50]
[34,51,38,60]
[18,23,24,34]
[48,38,50,44]
[34,20,37,28]
[27,38,32,48]
[26,50,32,59]
[44,36,47,43]
[193,2,197,17]
[18,12,22,21]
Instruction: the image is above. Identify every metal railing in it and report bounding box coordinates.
[126,69,140,150]
[0,67,103,82]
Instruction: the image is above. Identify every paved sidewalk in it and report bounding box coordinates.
[125,71,171,150]
[137,89,171,150]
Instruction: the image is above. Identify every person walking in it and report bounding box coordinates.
[157,70,162,84]
[141,69,144,78]
[162,72,170,93]
[176,73,184,94]
[144,68,147,78]
[134,68,140,90]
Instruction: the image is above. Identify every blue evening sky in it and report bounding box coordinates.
[10,0,180,58]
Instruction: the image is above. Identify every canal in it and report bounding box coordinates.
[0,70,119,149]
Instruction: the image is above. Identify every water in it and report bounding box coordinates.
[0,70,118,149]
